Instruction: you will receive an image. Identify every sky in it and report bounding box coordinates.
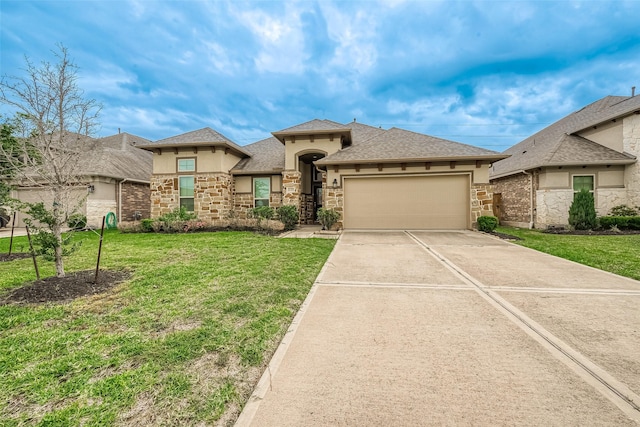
[1,0,640,152]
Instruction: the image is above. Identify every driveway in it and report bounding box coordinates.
[236,230,640,426]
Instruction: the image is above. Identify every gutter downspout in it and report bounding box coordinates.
[521,170,534,229]
[118,178,151,222]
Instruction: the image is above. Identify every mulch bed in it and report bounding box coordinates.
[485,231,523,241]
[1,270,131,305]
[0,253,32,262]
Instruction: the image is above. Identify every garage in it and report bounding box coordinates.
[343,174,470,230]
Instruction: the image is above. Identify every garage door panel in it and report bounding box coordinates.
[344,175,469,230]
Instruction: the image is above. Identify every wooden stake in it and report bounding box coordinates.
[26,226,40,280]
[94,216,106,284]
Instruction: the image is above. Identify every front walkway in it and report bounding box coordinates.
[278,225,340,239]
[236,230,640,426]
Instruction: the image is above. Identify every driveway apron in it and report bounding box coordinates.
[236,231,640,426]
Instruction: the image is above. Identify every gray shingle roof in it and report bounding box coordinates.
[275,119,350,133]
[491,95,640,178]
[231,137,284,174]
[138,127,251,157]
[85,133,153,181]
[316,126,506,165]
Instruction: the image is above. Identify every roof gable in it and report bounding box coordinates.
[138,127,251,157]
[491,95,640,178]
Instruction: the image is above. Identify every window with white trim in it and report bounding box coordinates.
[254,177,270,207]
[179,176,195,211]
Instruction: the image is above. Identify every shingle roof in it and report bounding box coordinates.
[231,137,284,174]
[138,127,251,157]
[87,133,153,181]
[491,95,640,179]
[275,119,350,133]
[316,126,506,165]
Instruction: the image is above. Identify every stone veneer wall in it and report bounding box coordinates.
[150,173,232,221]
[119,181,150,221]
[470,184,495,225]
[232,191,283,219]
[491,173,533,227]
[282,171,302,222]
[86,199,117,228]
[323,184,344,229]
[624,114,640,207]
[300,194,314,224]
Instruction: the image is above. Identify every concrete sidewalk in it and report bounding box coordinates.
[236,230,640,426]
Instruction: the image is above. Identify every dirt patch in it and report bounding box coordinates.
[0,253,32,262]
[1,270,131,305]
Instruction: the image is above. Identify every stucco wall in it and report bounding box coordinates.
[152,149,242,174]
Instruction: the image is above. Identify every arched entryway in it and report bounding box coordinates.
[298,152,325,224]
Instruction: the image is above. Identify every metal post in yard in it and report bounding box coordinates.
[26,226,40,280]
[9,212,16,255]
[94,216,106,284]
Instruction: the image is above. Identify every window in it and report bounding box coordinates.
[179,176,194,211]
[573,175,594,192]
[177,158,196,172]
[254,177,270,207]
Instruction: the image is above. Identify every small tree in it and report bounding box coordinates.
[0,45,101,277]
[568,189,597,230]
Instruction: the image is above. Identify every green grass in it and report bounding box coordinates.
[0,231,335,426]
[497,226,640,280]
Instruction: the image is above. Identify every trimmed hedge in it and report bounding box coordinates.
[599,216,640,230]
[477,215,499,232]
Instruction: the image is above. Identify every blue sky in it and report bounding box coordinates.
[1,0,640,151]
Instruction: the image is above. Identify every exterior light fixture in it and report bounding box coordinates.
[87,184,95,193]
[332,178,338,188]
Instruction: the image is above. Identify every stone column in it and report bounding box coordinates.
[471,184,495,225]
[623,114,640,207]
[282,170,302,215]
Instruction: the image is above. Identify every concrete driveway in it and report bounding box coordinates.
[236,230,640,426]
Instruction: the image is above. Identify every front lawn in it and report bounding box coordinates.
[497,226,640,280]
[0,231,335,426]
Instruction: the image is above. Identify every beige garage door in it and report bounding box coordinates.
[343,174,470,229]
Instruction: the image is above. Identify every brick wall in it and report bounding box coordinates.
[491,173,532,226]
[119,181,150,221]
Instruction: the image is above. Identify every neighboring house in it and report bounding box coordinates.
[11,132,153,228]
[490,95,640,228]
[139,120,507,230]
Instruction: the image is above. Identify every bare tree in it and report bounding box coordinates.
[0,45,101,277]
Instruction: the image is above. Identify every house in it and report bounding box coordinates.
[139,120,507,230]
[490,95,640,229]
[11,132,153,228]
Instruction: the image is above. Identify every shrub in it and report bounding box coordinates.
[477,215,498,232]
[277,205,299,231]
[250,206,275,220]
[66,213,87,230]
[568,189,597,230]
[140,218,155,232]
[317,208,340,230]
[599,215,640,230]
[158,206,197,222]
[609,205,638,216]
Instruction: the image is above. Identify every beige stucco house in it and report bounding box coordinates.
[490,95,640,228]
[11,132,153,228]
[140,120,507,230]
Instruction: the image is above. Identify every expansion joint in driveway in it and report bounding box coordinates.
[404,231,640,422]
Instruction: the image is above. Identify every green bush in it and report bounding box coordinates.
[277,205,299,230]
[317,208,340,230]
[477,215,499,232]
[609,205,638,216]
[66,213,87,230]
[599,215,640,230]
[140,218,155,232]
[158,206,197,222]
[568,189,597,230]
[250,206,275,220]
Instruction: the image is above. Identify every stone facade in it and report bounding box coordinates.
[491,173,534,227]
[535,189,572,227]
[470,184,495,224]
[323,185,344,229]
[86,199,117,228]
[623,114,640,207]
[151,173,232,221]
[282,171,301,211]
[119,181,150,221]
[232,191,283,219]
